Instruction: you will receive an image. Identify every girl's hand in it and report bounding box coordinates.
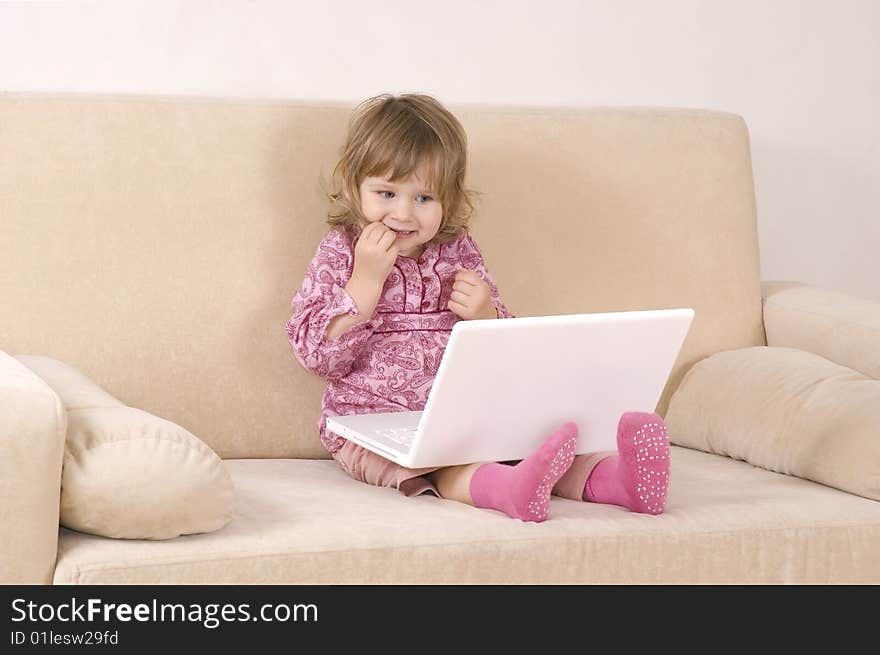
[351,222,400,287]
[448,269,498,320]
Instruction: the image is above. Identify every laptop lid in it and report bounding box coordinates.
[401,308,694,468]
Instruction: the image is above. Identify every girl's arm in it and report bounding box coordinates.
[459,233,516,319]
[325,272,383,340]
[285,231,382,380]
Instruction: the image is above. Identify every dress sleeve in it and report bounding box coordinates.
[458,232,516,319]
[285,230,382,379]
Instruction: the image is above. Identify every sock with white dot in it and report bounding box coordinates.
[583,412,670,515]
[469,422,578,522]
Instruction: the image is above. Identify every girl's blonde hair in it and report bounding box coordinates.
[325,93,479,242]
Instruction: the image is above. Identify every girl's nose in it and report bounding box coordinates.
[392,199,413,220]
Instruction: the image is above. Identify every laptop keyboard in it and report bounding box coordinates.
[376,426,418,449]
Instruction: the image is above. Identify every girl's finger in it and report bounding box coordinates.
[452,281,475,293]
[378,227,394,245]
[456,269,483,284]
[361,222,380,240]
[365,222,387,243]
[447,299,466,314]
[377,229,396,250]
[450,290,469,304]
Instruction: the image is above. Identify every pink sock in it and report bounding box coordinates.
[469,422,578,522]
[583,412,669,515]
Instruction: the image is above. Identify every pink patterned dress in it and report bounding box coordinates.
[286,227,514,456]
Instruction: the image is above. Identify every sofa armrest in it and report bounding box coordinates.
[762,281,880,380]
[0,351,66,583]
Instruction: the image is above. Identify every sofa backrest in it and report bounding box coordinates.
[0,95,765,458]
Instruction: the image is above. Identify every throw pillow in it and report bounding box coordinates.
[15,355,234,539]
[665,346,880,500]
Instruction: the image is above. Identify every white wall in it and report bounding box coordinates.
[2,0,877,300]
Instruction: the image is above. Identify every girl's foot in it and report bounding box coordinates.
[470,422,578,522]
[583,412,669,515]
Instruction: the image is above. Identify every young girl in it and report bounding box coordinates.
[286,93,670,522]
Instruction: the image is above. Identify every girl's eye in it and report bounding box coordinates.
[376,191,433,203]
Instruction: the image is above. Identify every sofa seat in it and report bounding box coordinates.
[53,447,880,584]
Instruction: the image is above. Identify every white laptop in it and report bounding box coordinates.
[325,308,695,469]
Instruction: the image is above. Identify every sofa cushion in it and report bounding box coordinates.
[52,449,880,583]
[665,346,880,500]
[15,355,234,540]
[0,351,66,583]
[762,281,880,379]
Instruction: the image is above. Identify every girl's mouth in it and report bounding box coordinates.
[391,229,415,239]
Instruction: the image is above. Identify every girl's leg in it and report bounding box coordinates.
[427,422,578,522]
[581,412,670,515]
[427,463,483,503]
[552,451,614,500]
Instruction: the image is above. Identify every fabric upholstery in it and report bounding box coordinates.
[16,355,234,540]
[53,449,880,584]
[763,281,880,379]
[0,351,65,583]
[666,346,880,500]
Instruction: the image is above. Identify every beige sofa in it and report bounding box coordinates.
[2,94,878,584]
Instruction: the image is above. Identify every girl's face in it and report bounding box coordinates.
[358,165,443,259]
